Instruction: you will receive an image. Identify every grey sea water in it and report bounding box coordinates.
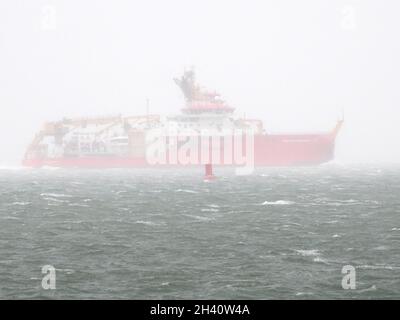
[0,164,399,299]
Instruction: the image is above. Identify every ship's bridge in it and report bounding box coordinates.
[166,110,236,135]
[181,101,234,115]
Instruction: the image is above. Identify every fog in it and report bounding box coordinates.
[0,0,399,166]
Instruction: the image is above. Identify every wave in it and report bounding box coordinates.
[313,257,329,264]
[358,265,400,270]
[326,220,339,224]
[40,193,72,198]
[295,292,314,296]
[135,220,163,226]
[11,202,31,206]
[357,285,377,293]
[262,200,294,205]
[184,214,215,222]
[176,189,198,194]
[315,198,362,206]
[113,190,128,195]
[295,249,320,257]
[341,199,358,203]
[201,208,219,212]
[1,216,21,220]
[42,197,69,203]
[55,268,75,275]
[68,203,90,207]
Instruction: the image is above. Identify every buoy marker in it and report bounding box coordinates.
[204,163,216,181]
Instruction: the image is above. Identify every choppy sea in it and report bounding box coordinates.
[0,164,399,299]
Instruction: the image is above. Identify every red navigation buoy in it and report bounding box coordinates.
[204,163,216,181]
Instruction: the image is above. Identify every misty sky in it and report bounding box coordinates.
[0,0,399,165]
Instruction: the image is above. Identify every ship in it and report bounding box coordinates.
[22,69,343,169]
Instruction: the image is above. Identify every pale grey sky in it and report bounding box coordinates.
[1,0,399,165]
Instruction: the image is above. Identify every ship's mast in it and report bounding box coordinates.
[173,68,196,102]
[174,68,234,115]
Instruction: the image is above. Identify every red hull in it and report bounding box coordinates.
[22,129,340,168]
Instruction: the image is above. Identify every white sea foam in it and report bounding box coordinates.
[184,214,215,222]
[295,250,327,263]
[40,193,72,198]
[357,285,377,293]
[295,249,320,257]
[295,292,314,296]
[261,200,294,206]
[326,220,339,224]
[135,220,163,226]
[42,197,69,203]
[342,199,358,203]
[373,245,389,251]
[322,199,361,206]
[1,216,21,220]
[176,189,198,194]
[56,268,75,274]
[358,265,400,270]
[201,208,219,212]
[11,202,31,206]
[313,257,328,264]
